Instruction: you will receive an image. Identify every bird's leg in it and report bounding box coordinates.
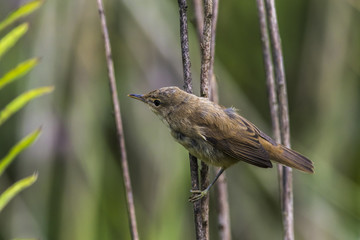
[189,167,226,202]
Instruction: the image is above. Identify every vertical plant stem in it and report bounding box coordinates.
[199,1,214,239]
[209,1,231,239]
[208,0,218,104]
[193,0,204,41]
[200,0,213,98]
[178,0,193,94]
[255,0,283,192]
[209,0,218,80]
[255,0,281,143]
[96,1,139,239]
[215,168,231,240]
[263,0,294,239]
[177,0,206,239]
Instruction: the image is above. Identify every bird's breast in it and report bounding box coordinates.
[170,130,235,168]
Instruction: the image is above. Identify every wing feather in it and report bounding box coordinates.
[190,106,272,168]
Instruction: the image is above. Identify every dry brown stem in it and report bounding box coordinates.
[96,1,139,239]
[257,0,294,239]
[255,0,284,191]
[198,1,214,239]
[193,0,204,40]
[208,1,231,239]
[177,0,208,239]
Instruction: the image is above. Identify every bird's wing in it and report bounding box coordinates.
[192,108,272,168]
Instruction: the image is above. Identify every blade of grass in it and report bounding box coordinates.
[0,86,54,126]
[0,173,38,212]
[0,128,41,176]
[0,23,28,60]
[0,58,39,91]
[0,0,43,32]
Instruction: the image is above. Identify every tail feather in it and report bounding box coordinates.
[276,145,314,173]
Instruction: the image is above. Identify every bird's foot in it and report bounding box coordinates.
[189,189,208,203]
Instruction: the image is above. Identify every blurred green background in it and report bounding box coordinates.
[0,0,359,239]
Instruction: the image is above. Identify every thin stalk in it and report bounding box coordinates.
[263,0,294,239]
[199,1,214,239]
[215,167,231,240]
[209,0,218,80]
[178,0,193,94]
[194,0,231,238]
[209,0,232,239]
[96,1,139,239]
[199,0,213,98]
[255,0,281,143]
[255,0,283,192]
[193,0,204,41]
[177,0,207,239]
[208,0,218,104]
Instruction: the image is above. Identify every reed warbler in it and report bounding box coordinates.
[128,86,314,202]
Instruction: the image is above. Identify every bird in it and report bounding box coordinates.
[128,86,314,202]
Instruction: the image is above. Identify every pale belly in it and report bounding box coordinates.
[170,130,236,168]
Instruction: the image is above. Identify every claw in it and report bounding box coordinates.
[188,189,208,202]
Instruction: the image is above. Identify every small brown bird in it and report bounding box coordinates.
[128,86,314,202]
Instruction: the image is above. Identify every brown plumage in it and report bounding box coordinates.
[128,86,314,201]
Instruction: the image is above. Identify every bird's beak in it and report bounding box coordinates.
[128,93,146,103]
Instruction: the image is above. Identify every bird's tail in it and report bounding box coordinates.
[273,145,314,173]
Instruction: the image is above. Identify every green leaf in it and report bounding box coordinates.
[0,86,54,126]
[0,58,39,91]
[0,0,43,32]
[0,23,28,60]
[0,173,38,212]
[0,128,41,176]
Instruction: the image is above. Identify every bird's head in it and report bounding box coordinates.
[128,86,190,119]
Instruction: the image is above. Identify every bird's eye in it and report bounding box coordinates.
[153,99,161,106]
